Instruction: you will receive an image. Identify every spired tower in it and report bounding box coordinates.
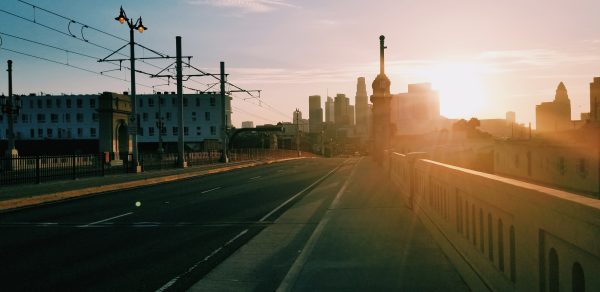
[370,35,392,162]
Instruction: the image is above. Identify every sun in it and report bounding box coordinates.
[425,62,488,119]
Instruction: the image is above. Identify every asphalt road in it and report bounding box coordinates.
[0,158,345,291]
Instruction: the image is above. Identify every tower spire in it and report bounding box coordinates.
[379,35,387,75]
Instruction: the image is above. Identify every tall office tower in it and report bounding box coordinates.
[334,93,349,126]
[308,95,323,133]
[355,77,369,136]
[325,96,335,123]
[590,77,600,122]
[348,105,355,126]
[535,82,572,132]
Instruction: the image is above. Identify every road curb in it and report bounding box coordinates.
[0,158,304,212]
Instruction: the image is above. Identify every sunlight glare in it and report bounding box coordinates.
[425,62,488,119]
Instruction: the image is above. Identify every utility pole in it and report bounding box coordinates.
[5,60,18,158]
[219,61,229,163]
[176,36,187,168]
[295,108,301,157]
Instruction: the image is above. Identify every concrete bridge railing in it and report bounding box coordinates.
[385,151,600,292]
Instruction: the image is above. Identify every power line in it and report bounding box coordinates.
[1,46,155,89]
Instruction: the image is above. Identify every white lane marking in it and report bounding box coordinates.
[78,212,133,228]
[259,161,345,222]
[201,186,222,194]
[155,229,249,292]
[249,176,262,180]
[277,157,361,292]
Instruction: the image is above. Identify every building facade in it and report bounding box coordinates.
[241,121,254,128]
[535,82,572,132]
[325,96,335,124]
[390,83,440,135]
[0,91,231,153]
[355,77,369,137]
[308,95,323,133]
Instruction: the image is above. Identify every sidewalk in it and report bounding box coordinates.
[191,157,469,291]
[0,158,299,212]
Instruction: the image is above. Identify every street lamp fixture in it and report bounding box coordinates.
[114,6,148,172]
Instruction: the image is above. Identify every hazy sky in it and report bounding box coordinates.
[1,0,599,127]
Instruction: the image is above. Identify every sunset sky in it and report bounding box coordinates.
[1,0,599,128]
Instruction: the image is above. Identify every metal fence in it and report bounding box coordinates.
[1,149,313,187]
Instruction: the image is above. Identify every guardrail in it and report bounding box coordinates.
[385,151,600,291]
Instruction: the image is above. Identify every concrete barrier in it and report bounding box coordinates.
[387,151,600,291]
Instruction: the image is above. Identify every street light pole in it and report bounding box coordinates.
[1,60,20,166]
[219,61,229,163]
[114,6,146,173]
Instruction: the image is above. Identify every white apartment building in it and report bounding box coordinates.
[0,91,231,145]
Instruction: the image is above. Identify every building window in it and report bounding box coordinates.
[192,112,197,121]
[51,114,59,123]
[77,128,83,137]
[196,98,200,107]
[196,126,201,136]
[76,99,83,108]
[90,99,96,108]
[149,127,155,136]
[139,98,144,107]
[90,128,96,137]
[29,100,34,108]
[65,113,71,123]
[138,127,143,136]
[76,113,84,123]
[549,248,559,292]
[148,98,154,107]
[172,126,178,136]
[210,126,216,136]
[183,98,188,107]
[21,114,28,123]
[577,158,587,178]
[37,114,46,123]
[56,99,61,108]
[205,112,210,121]
[210,96,216,106]
[572,262,585,292]
[37,99,43,108]
[38,128,43,138]
[184,126,189,136]
[159,97,164,106]
[47,128,53,138]
[92,113,99,122]
[66,99,72,108]
[30,129,34,138]
[558,157,566,175]
[172,98,176,105]
[166,112,172,121]
[143,112,148,122]
[46,99,52,108]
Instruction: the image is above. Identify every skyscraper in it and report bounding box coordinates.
[325,96,335,123]
[308,95,323,133]
[334,93,349,126]
[355,77,369,136]
[535,82,572,132]
[590,77,600,122]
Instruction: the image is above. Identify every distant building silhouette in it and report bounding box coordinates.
[355,77,369,137]
[535,82,572,132]
[334,93,350,126]
[292,109,309,133]
[348,105,355,126]
[506,111,516,124]
[325,96,335,124]
[241,121,254,128]
[390,83,440,135]
[590,77,600,122]
[308,95,323,133]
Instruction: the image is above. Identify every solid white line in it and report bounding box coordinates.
[201,186,222,194]
[78,212,133,228]
[155,228,249,292]
[277,158,360,292]
[259,162,345,222]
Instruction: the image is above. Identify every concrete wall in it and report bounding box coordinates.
[386,151,600,291]
[494,140,599,197]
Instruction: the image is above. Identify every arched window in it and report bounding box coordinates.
[466,201,470,239]
[572,262,585,292]
[510,226,516,282]
[549,248,559,292]
[498,219,504,272]
[488,214,494,261]
[472,205,476,246]
[479,209,484,253]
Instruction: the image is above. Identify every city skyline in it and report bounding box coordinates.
[1,0,600,128]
